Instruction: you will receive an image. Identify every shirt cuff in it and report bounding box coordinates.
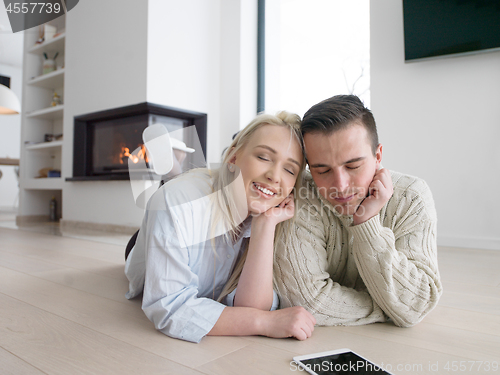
[225,288,279,311]
[159,299,226,343]
[225,288,237,306]
[270,290,279,311]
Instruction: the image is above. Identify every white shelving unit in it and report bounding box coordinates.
[28,68,65,89]
[25,140,63,151]
[23,178,64,190]
[18,17,66,222]
[26,105,64,120]
[28,32,66,55]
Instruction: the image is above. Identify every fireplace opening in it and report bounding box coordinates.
[91,113,150,175]
[68,103,207,181]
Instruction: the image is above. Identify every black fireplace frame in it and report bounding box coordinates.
[67,102,207,181]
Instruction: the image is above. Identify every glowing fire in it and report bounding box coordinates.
[119,144,148,164]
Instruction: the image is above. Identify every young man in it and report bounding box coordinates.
[274,95,442,327]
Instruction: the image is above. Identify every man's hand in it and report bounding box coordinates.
[353,168,393,226]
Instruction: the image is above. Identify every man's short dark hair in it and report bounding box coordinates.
[301,95,379,155]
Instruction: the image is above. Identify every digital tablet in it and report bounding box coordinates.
[293,348,395,375]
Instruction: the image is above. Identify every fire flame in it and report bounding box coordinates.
[119,144,148,164]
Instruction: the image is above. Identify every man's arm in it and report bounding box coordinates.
[273,197,387,326]
[274,175,442,327]
[349,175,442,327]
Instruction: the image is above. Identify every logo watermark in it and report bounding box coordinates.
[290,360,499,373]
[3,0,79,33]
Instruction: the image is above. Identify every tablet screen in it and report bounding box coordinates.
[299,351,391,375]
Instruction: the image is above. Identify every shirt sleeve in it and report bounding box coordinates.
[348,178,442,327]
[225,288,279,311]
[140,193,226,343]
[274,200,387,326]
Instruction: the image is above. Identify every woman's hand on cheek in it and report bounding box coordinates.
[255,194,295,226]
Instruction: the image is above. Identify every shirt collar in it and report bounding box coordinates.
[240,216,252,239]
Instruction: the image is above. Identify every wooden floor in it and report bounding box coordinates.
[0,225,499,375]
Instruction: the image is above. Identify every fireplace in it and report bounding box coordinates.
[68,103,207,181]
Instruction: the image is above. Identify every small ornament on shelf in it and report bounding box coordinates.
[50,196,58,221]
[42,53,55,74]
[44,133,63,142]
[37,168,61,179]
[51,92,62,107]
[34,24,59,46]
[44,24,57,42]
[35,25,44,45]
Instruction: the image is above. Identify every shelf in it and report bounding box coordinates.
[28,69,65,89]
[26,105,64,120]
[0,157,20,166]
[28,33,66,55]
[23,177,64,190]
[25,140,63,150]
[20,16,66,219]
[66,174,131,181]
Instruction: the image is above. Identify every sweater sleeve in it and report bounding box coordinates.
[348,177,442,327]
[273,200,387,326]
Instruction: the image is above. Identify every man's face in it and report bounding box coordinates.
[304,123,382,216]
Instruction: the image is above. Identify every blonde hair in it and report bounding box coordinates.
[213,111,305,302]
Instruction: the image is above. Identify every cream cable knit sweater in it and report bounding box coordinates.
[274,170,442,327]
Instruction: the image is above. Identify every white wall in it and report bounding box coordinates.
[0,4,24,66]
[62,0,149,227]
[147,0,257,165]
[237,0,258,131]
[218,0,258,149]
[0,64,22,209]
[147,0,222,164]
[371,0,500,250]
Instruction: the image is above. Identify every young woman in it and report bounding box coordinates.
[125,111,316,343]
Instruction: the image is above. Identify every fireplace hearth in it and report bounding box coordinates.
[67,103,207,181]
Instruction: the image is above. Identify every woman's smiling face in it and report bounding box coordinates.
[230,124,303,215]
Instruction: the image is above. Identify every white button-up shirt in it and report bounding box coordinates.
[125,169,278,343]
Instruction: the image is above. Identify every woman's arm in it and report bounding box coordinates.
[208,305,316,341]
[233,195,295,310]
[233,216,276,309]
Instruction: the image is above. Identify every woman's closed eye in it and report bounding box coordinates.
[257,156,269,161]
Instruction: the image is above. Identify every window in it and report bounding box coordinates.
[263,0,370,116]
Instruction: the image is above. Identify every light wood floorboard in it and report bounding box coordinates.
[0,346,47,375]
[0,293,203,375]
[1,227,499,374]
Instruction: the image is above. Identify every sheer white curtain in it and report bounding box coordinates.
[265,0,370,117]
